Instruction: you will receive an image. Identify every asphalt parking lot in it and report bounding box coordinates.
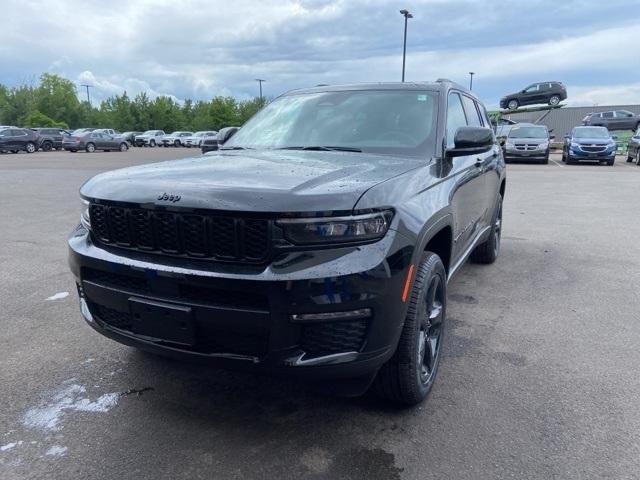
[1,148,639,480]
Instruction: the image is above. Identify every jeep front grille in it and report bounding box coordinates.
[88,203,271,263]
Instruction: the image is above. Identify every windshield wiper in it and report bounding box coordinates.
[219,146,252,150]
[277,146,362,152]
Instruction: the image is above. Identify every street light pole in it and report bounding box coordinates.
[80,84,93,106]
[468,72,475,91]
[255,79,265,102]
[399,9,413,82]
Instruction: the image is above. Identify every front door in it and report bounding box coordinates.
[445,92,489,264]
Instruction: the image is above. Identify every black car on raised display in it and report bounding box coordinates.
[62,131,129,153]
[503,123,551,164]
[0,127,40,153]
[31,127,69,151]
[626,127,640,165]
[582,110,640,131]
[69,80,506,406]
[500,81,567,110]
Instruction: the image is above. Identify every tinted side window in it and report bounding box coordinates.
[446,93,468,148]
[603,112,614,118]
[461,95,482,127]
[615,111,632,118]
[524,84,538,93]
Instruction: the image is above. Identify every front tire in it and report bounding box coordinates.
[507,99,519,110]
[470,193,503,264]
[85,142,96,153]
[41,141,53,152]
[149,140,156,147]
[119,142,128,152]
[374,251,446,406]
[174,139,181,147]
[549,95,560,106]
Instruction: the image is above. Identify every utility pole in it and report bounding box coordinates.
[80,84,93,106]
[255,79,266,102]
[400,9,413,82]
[469,72,475,91]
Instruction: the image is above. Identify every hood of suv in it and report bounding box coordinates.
[81,150,424,212]
[571,137,613,145]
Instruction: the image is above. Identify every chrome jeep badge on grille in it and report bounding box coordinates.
[157,192,181,203]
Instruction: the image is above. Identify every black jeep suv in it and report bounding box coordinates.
[69,81,506,405]
[500,81,567,110]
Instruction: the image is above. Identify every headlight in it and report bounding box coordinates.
[505,140,514,148]
[538,141,549,150]
[80,198,91,229]
[570,142,580,149]
[277,210,393,245]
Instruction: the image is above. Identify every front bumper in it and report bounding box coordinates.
[68,224,413,381]
[568,148,615,161]
[504,149,548,161]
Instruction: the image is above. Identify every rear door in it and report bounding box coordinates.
[11,129,28,150]
[601,111,615,128]
[446,92,490,262]
[614,111,634,130]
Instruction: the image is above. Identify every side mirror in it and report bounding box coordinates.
[564,134,570,139]
[217,126,240,145]
[446,127,494,157]
[549,135,555,141]
[611,135,618,140]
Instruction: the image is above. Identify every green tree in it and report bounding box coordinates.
[34,73,81,127]
[21,110,68,128]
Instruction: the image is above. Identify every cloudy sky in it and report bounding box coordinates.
[1,0,639,108]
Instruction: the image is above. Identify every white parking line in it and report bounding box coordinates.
[550,159,564,168]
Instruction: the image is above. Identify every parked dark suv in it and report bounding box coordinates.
[582,110,640,131]
[31,127,69,151]
[500,81,567,110]
[0,128,40,153]
[69,81,506,405]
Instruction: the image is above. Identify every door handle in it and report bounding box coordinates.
[475,158,483,167]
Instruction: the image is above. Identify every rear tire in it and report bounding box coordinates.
[374,251,446,406]
[85,142,96,153]
[470,193,503,264]
[149,140,156,147]
[549,95,560,106]
[175,140,181,147]
[119,142,128,152]
[25,142,36,153]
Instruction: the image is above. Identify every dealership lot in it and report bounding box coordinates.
[1,149,639,479]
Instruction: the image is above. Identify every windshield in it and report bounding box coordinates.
[573,127,610,139]
[508,126,548,139]
[225,89,439,156]
[142,130,155,135]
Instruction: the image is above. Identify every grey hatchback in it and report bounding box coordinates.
[63,131,129,153]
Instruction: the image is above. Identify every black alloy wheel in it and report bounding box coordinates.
[374,251,447,405]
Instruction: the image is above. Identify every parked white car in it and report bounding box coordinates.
[161,131,193,147]
[184,131,218,148]
[94,128,120,137]
[134,130,165,147]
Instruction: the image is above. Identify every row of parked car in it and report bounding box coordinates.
[496,120,640,166]
[0,126,222,154]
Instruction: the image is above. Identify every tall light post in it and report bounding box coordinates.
[399,9,413,82]
[80,84,93,106]
[255,79,265,102]
[468,72,475,91]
